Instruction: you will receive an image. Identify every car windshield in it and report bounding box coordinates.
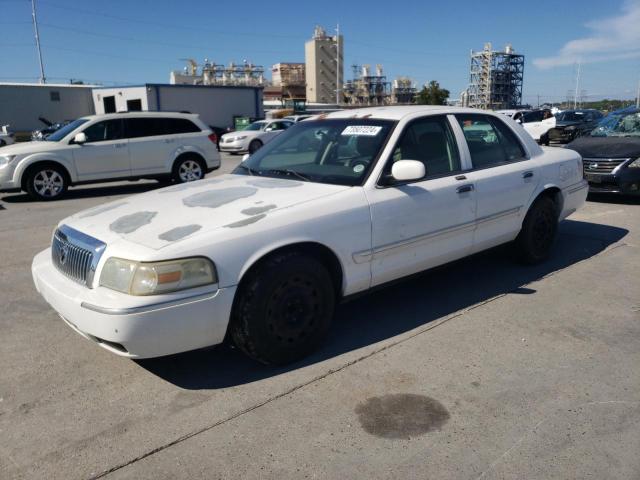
[589,111,640,137]
[243,122,266,131]
[232,119,395,186]
[556,111,586,122]
[45,118,88,141]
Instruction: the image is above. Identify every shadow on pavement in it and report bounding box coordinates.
[137,219,628,390]
[587,192,640,206]
[1,181,162,203]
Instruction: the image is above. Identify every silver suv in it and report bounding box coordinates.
[0,112,220,200]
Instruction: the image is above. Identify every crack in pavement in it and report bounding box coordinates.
[89,238,629,479]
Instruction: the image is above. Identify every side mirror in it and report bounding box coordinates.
[74,132,87,144]
[516,118,523,124]
[391,160,426,182]
[242,154,250,162]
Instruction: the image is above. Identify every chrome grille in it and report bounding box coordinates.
[51,225,106,287]
[582,157,630,174]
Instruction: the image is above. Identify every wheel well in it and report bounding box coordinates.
[21,161,71,190]
[173,152,206,170]
[250,139,262,145]
[240,242,344,298]
[532,187,563,218]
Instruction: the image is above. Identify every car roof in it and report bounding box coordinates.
[79,111,200,121]
[323,106,502,121]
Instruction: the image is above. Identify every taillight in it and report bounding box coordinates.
[208,132,218,144]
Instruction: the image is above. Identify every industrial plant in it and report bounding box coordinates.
[465,43,525,110]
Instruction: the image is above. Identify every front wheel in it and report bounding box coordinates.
[514,196,558,264]
[25,165,68,201]
[230,252,336,365]
[172,156,205,183]
[248,139,262,154]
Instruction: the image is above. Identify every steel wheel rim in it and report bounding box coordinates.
[178,160,203,182]
[33,170,64,197]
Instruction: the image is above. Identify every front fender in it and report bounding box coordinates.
[14,152,78,184]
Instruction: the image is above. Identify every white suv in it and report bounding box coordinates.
[0,112,220,200]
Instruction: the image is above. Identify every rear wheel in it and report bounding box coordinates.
[172,156,205,183]
[248,139,262,154]
[514,196,558,264]
[25,165,68,201]
[230,252,335,365]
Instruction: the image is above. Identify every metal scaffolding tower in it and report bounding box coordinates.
[343,64,391,106]
[467,43,524,110]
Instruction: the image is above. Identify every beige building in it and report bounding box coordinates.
[305,26,343,104]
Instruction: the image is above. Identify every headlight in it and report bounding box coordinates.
[99,257,217,295]
[628,158,640,168]
[232,135,247,141]
[0,155,16,167]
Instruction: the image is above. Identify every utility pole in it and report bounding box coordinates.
[636,77,639,109]
[335,23,340,106]
[573,61,581,110]
[31,0,46,84]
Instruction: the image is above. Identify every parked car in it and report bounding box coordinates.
[31,106,587,364]
[283,114,313,123]
[0,112,220,200]
[567,107,640,195]
[31,117,72,141]
[219,119,294,154]
[0,124,15,147]
[547,109,604,144]
[497,109,556,144]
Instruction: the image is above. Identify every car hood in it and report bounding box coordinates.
[221,130,261,140]
[62,174,351,250]
[0,140,68,156]
[554,120,585,128]
[567,136,640,158]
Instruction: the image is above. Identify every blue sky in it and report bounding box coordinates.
[2,0,639,104]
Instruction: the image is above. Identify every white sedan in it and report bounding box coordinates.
[0,124,15,147]
[32,106,588,364]
[219,119,293,154]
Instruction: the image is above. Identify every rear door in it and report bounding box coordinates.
[125,117,200,175]
[72,119,130,181]
[454,113,539,252]
[521,110,545,140]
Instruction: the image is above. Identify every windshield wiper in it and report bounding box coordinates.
[235,164,258,176]
[265,169,311,182]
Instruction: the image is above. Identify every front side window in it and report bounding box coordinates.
[384,115,461,179]
[233,119,395,186]
[82,119,123,143]
[522,111,544,123]
[456,114,526,168]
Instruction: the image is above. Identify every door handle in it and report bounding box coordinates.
[456,184,474,194]
[522,171,534,179]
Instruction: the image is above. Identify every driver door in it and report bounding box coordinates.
[365,115,476,287]
[72,119,130,181]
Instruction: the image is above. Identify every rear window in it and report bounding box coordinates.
[125,117,200,138]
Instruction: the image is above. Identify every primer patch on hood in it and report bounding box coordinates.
[246,178,303,188]
[183,187,257,208]
[77,202,128,218]
[158,178,223,194]
[110,211,157,234]
[224,214,267,228]
[241,204,277,215]
[158,224,202,242]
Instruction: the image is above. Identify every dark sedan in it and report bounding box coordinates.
[547,109,604,144]
[567,107,640,195]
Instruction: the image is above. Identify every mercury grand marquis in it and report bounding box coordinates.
[32,106,588,364]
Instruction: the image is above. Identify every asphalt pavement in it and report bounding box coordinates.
[1,153,638,479]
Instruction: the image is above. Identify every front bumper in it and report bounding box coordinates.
[584,170,640,195]
[32,249,236,358]
[219,138,249,153]
[548,129,576,144]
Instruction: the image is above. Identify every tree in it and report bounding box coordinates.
[415,80,450,105]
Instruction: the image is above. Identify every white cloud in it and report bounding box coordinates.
[533,0,640,69]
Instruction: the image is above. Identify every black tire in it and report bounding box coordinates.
[540,133,550,146]
[0,140,6,147]
[230,251,336,365]
[172,155,206,183]
[25,164,68,201]
[514,196,558,264]
[248,139,262,154]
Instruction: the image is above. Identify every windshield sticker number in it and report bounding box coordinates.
[341,126,382,136]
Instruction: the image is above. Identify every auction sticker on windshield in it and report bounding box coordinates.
[341,126,383,136]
